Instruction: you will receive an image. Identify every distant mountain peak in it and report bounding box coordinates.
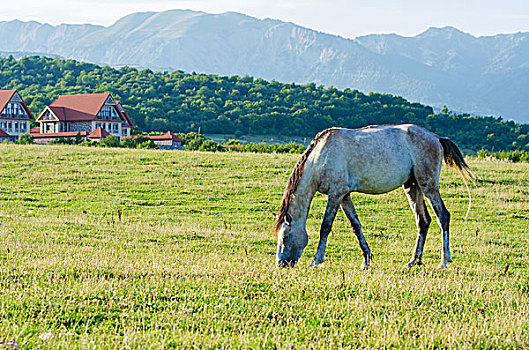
[417,26,475,39]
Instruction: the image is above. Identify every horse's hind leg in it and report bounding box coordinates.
[422,188,452,269]
[341,195,371,270]
[402,177,431,269]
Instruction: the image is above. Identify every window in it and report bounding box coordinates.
[41,110,54,121]
[2,103,26,118]
[98,106,120,120]
[101,107,110,119]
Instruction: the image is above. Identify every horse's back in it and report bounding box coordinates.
[310,124,441,195]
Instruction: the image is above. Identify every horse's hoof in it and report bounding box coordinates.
[308,260,321,268]
[402,262,414,269]
[436,262,448,270]
[360,262,372,270]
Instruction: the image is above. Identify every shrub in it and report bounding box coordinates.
[100,135,120,148]
[198,139,219,152]
[136,140,158,149]
[17,133,33,145]
[476,149,529,163]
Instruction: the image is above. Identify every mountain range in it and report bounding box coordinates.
[0,10,528,123]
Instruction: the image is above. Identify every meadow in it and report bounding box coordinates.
[0,144,528,348]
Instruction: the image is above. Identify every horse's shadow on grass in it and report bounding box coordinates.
[478,178,522,186]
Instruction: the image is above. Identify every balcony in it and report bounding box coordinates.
[0,113,30,119]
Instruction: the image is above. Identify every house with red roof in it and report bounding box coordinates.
[148,131,184,150]
[0,90,34,141]
[35,93,133,142]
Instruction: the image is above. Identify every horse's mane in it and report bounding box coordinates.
[273,128,335,235]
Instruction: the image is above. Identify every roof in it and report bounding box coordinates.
[116,102,134,127]
[31,131,88,139]
[148,131,183,142]
[0,128,11,138]
[0,90,16,112]
[88,127,110,139]
[30,127,40,135]
[0,90,34,120]
[46,93,110,121]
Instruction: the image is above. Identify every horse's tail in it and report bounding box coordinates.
[438,138,476,181]
[438,137,476,220]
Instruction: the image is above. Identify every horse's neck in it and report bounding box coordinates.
[289,168,317,224]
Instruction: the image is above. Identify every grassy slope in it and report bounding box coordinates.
[0,144,528,348]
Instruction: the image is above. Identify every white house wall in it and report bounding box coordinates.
[0,120,30,136]
[93,121,123,138]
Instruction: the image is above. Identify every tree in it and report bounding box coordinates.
[17,133,33,145]
[74,132,84,144]
[100,135,120,147]
[120,137,137,149]
[198,139,219,152]
[184,134,206,150]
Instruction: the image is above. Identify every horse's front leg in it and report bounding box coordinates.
[309,195,342,267]
[341,195,371,270]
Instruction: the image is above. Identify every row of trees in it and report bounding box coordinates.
[15,131,304,153]
[174,132,305,153]
[47,134,157,149]
[1,55,528,152]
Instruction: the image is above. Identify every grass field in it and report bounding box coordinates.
[0,144,528,348]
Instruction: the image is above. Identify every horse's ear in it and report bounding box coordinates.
[285,213,292,226]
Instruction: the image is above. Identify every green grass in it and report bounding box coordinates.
[0,144,528,348]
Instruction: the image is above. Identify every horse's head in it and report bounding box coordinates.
[275,213,308,268]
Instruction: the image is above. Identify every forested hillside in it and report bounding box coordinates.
[3,11,529,122]
[1,56,528,151]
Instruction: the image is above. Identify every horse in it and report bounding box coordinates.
[273,124,475,270]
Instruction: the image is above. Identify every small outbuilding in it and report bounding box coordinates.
[87,127,111,142]
[148,131,184,150]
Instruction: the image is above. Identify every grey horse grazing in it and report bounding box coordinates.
[274,124,475,270]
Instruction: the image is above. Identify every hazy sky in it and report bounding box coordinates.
[1,0,529,38]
